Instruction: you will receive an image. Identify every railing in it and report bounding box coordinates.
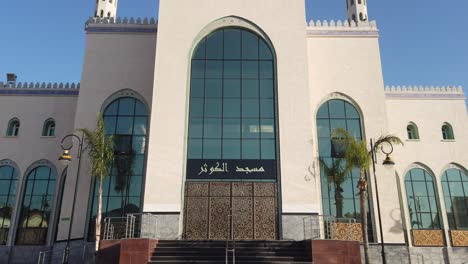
[37,242,94,264]
[102,213,162,240]
[225,208,235,264]
[302,215,360,241]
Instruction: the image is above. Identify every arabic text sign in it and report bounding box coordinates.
[187,159,277,180]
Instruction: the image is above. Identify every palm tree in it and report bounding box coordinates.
[78,113,114,252]
[332,128,403,264]
[319,158,351,218]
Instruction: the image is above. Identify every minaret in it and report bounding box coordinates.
[346,0,368,23]
[95,0,118,18]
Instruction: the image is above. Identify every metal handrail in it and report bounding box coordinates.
[225,208,235,264]
[37,242,94,264]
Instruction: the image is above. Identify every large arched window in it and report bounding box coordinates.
[6,118,20,137]
[404,168,442,230]
[442,123,455,140]
[187,27,276,176]
[16,165,56,245]
[0,164,18,245]
[441,168,468,230]
[42,119,56,137]
[316,99,374,241]
[88,97,148,240]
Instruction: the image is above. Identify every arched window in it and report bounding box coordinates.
[6,118,20,137]
[316,99,374,241]
[404,168,442,230]
[107,12,111,18]
[187,28,276,162]
[0,164,18,245]
[100,10,104,18]
[407,122,420,140]
[16,166,56,245]
[442,123,455,140]
[441,168,468,230]
[88,97,148,240]
[42,119,55,137]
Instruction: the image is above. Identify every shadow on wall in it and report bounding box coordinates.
[389,208,404,234]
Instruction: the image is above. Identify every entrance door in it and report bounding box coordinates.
[183,182,277,240]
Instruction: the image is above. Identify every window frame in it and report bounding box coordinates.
[6,118,20,137]
[42,119,56,137]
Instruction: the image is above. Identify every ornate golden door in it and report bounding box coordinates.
[183,182,277,240]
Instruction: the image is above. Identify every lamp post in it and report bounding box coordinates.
[370,139,395,264]
[58,134,85,264]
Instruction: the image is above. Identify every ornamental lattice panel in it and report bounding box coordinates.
[184,182,277,240]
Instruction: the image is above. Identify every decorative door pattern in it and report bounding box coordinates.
[184,182,277,240]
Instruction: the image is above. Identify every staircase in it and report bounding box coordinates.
[148,240,312,263]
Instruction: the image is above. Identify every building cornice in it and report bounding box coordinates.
[306,20,379,38]
[85,17,158,34]
[385,85,465,100]
[0,82,80,97]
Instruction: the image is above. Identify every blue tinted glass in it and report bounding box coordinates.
[189,98,204,118]
[410,169,426,181]
[259,40,273,60]
[205,99,222,118]
[104,101,118,115]
[224,79,241,98]
[118,98,135,116]
[242,61,258,79]
[242,99,259,118]
[223,119,241,139]
[129,176,142,195]
[242,79,259,98]
[224,61,241,79]
[206,60,223,79]
[328,100,345,118]
[318,138,331,157]
[242,140,260,159]
[188,139,202,159]
[224,29,241,60]
[260,119,275,139]
[204,118,222,138]
[346,119,361,138]
[223,139,241,159]
[223,98,241,118]
[193,39,206,59]
[191,79,204,98]
[205,79,222,98]
[260,79,274,98]
[242,31,258,60]
[260,99,274,118]
[204,139,221,158]
[243,119,260,139]
[132,136,146,154]
[132,155,145,175]
[192,60,205,78]
[345,102,359,118]
[259,61,273,79]
[134,101,148,116]
[206,31,223,59]
[104,116,117,135]
[189,118,203,138]
[317,104,329,118]
[133,117,147,135]
[35,166,51,179]
[0,166,13,179]
[317,119,330,138]
[116,117,134,134]
[261,139,275,159]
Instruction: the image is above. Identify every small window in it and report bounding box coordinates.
[442,123,455,140]
[42,119,55,137]
[107,12,111,17]
[100,10,104,18]
[6,118,20,137]
[109,0,113,3]
[407,122,420,140]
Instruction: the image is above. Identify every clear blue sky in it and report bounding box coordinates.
[1,0,467,105]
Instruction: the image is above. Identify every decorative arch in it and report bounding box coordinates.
[406,122,420,140]
[87,93,149,240]
[42,118,56,137]
[440,163,468,230]
[403,163,442,231]
[315,97,375,241]
[16,160,58,245]
[6,118,20,137]
[441,122,455,140]
[0,159,20,245]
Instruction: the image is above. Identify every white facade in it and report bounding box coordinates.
[0,0,467,262]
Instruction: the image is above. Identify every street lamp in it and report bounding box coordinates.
[59,134,85,264]
[370,139,395,264]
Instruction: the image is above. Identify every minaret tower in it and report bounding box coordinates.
[95,0,118,18]
[346,0,368,23]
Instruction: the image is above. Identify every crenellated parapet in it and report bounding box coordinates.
[306,20,378,37]
[385,85,465,100]
[0,82,80,96]
[86,17,158,34]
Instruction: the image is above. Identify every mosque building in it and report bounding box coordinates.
[0,0,466,263]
